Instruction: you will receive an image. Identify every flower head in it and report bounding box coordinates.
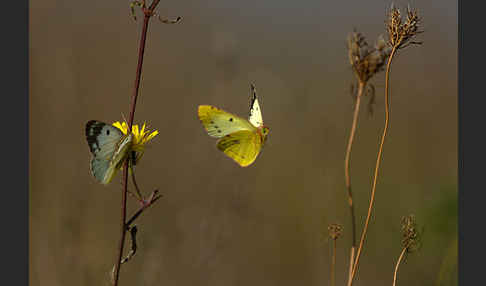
[401,214,422,253]
[386,5,422,50]
[112,120,159,164]
[347,30,391,83]
[328,223,343,241]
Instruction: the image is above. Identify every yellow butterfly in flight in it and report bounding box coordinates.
[198,84,270,167]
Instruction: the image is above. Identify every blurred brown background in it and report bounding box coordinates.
[30,0,457,285]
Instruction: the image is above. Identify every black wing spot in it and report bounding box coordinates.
[106,129,110,135]
[229,118,233,122]
[210,121,214,124]
[217,130,222,133]
[86,120,106,154]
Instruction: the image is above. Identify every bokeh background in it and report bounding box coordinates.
[30,0,457,285]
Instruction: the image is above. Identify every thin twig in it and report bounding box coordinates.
[130,163,144,201]
[348,45,398,286]
[113,1,161,285]
[126,190,162,227]
[392,248,407,286]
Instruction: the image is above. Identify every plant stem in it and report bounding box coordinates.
[125,190,162,227]
[344,80,365,274]
[392,248,407,286]
[348,46,398,286]
[113,2,160,285]
[130,164,144,201]
[347,247,355,286]
[330,239,337,286]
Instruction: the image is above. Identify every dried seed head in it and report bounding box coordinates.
[386,5,422,49]
[347,31,391,83]
[401,215,422,253]
[328,224,343,240]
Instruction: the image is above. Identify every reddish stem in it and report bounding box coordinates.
[113,2,160,285]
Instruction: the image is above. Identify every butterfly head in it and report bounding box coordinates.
[260,126,270,143]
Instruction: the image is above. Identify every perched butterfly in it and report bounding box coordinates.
[85,120,134,184]
[198,84,270,167]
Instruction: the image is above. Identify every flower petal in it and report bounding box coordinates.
[141,122,146,136]
[146,130,159,141]
[113,121,128,134]
[134,124,140,136]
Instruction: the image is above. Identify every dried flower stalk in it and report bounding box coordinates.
[348,5,422,286]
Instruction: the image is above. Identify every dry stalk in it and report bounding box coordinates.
[344,30,390,283]
[393,215,422,286]
[328,224,343,286]
[392,247,407,286]
[347,6,422,286]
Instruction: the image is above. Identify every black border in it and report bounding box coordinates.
[459,1,486,285]
[1,0,28,284]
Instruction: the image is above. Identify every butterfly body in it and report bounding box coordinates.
[85,120,133,184]
[198,84,269,167]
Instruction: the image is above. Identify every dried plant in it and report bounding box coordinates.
[386,5,423,50]
[347,4,422,286]
[393,215,422,286]
[348,32,391,83]
[400,215,422,252]
[328,224,343,286]
[344,29,391,283]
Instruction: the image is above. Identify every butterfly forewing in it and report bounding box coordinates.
[85,120,133,184]
[248,84,264,128]
[86,121,124,158]
[198,105,256,138]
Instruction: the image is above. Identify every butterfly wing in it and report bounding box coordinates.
[216,130,263,167]
[248,84,264,128]
[90,157,115,184]
[85,120,133,184]
[198,105,256,138]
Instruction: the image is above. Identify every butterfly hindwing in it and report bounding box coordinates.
[216,130,263,167]
[90,157,116,184]
[198,105,256,138]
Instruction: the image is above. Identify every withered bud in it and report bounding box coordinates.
[386,5,422,50]
[401,215,422,253]
[347,31,391,83]
[328,224,343,240]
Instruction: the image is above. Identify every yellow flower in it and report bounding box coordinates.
[112,120,159,164]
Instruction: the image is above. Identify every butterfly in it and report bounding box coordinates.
[85,120,134,184]
[198,84,270,167]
